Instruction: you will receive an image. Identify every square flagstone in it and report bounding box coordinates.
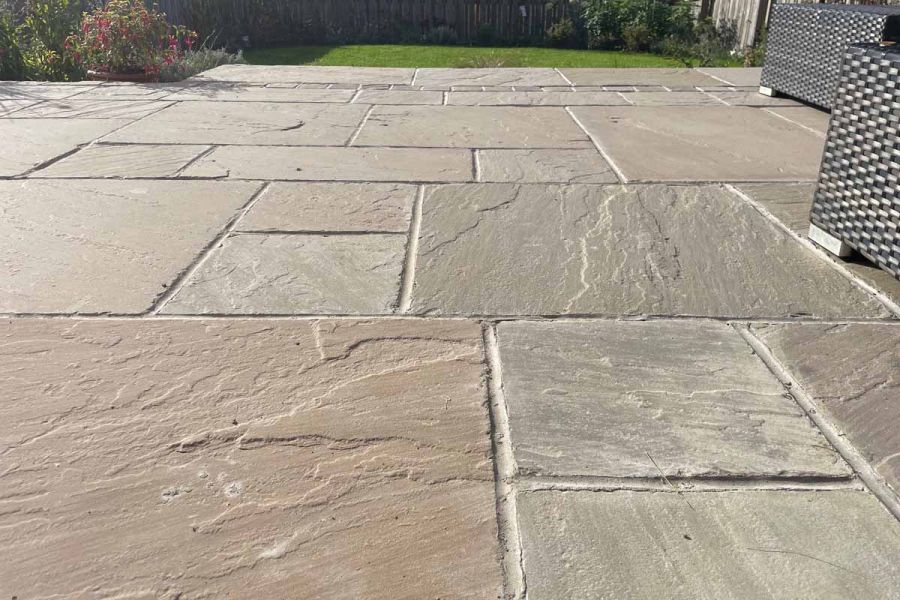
[181,146,473,182]
[569,106,825,181]
[697,67,763,86]
[0,118,131,176]
[0,318,501,599]
[0,180,258,314]
[415,68,567,88]
[766,106,831,138]
[34,144,211,178]
[166,85,354,103]
[517,489,900,600]
[355,105,592,148]
[162,234,406,314]
[353,89,444,105]
[753,323,900,495]
[560,68,721,87]
[497,319,847,478]
[411,184,887,318]
[104,101,369,145]
[194,64,415,85]
[446,91,628,106]
[10,99,169,119]
[238,182,416,233]
[477,149,618,183]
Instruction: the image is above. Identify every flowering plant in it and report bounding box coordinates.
[65,0,196,76]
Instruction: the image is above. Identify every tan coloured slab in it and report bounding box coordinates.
[194,64,415,85]
[10,98,170,119]
[708,90,802,106]
[354,89,444,105]
[355,105,592,148]
[162,234,406,314]
[105,101,369,145]
[239,182,415,232]
[34,143,210,178]
[620,91,722,105]
[560,68,721,87]
[766,106,831,138]
[570,106,825,181]
[166,85,355,103]
[447,91,628,106]
[72,82,193,99]
[754,323,900,495]
[698,67,763,86]
[518,490,900,600]
[182,145,473,182]
[0,97,39,116]
[0,318,501,599]
[477,149,617,183]
[0,180,258,313]
[0,81,99,100]
[0,118,130,176]
[415,68,567,87]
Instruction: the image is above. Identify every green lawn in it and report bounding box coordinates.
[243,44,686,68]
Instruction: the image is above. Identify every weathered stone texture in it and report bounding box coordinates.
[447,91,628,106]
[621,91,721,105]
[698,67,763,86]
[194,65,415,85]
[35,143,211,178]
[165,85,355,103]
[11,98,169,119]
[0,81,98,99]
[709,90,801,106]
[354,89,444,105]
[765,106,831,138]
[560,68,722,87]
[415,68,567,87]
[477,149,618,183]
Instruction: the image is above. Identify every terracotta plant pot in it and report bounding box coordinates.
[86,69,159,83]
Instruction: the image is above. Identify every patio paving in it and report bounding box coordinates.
[1,66,899,600]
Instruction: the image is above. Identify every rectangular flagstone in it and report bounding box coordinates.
[238,182,416,232]
[182,145,473,182]
[162,233,406,314]
[753,323,900,495]
[0,179,258,313]
[0,318,501,599]
[497,319,848,478]
[34,143,211,178]
[355,105,592,148]
[0,98,39,116]
[415,68,567,88]
[353,89,444,105]
[194,64,415,85]
[411,184,887,317]
[10,99,169,119]
[477,149,617,183]
[518,490,900,600]
[569,106,825,181]
[707,90,802,106]
[447,91,628,106]
[698,66,763,86]
[619,91,722,105]
[166,85,355,103]
[105,101,369,145]
[766,106,831,138]
[560,68,722,87]
[72,82,193,99]
[0,81,98,100]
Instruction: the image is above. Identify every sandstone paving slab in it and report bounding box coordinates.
[0,81,99,100]
[0,118,130,176]
[570,106,825,181]
[620,91,722,106]
[10,98,170,119]
[355,105,592,148]
[497,319,848,478]
[447,91,628,106]
[697,66,763,86]
[354,89,444,105]
[517,489,900,600]
[0,179,258,313]
[0,97,39,116]
[105,101,369,145]
[163,233,406,314]
[766,106,831,138]
[415,67,567,88]
[708,90,802,106]
[182,145,473,182]
[477,149,618,183]
[560,67,722,87]
[0,318,502,599]
[166,85,355,103]
[34,143,211,178]
[194,64,415,85]
[411,184,887,318]
[753,323,900,495]
[72,82,194,99]
[238,182,415,232]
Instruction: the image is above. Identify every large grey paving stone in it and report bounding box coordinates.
[162,233,406,314]
[518,489,900,600]
[415,68,567,88]
[165,84,354,103]
[72,82,194,99]
[34,143,211,178]
[355,105,592,148]
[753,323,900,495]
[193,64,416,85]
[497,319,848,478]
[569,106,825,182]
[0,81,99,100]
[0,118,131,176]
[0,180,259,313]
[0,318,501,599]
[766,106,831,138]
[182,145,473,182]
[238,182,415,232]
[447,91,628,106]
[354,89,444,105]
[698,66,763,86]
[477,149,618,183]
[10,98,169,119]
[620,91,722,106]
[560,68,722,87]
[104,101,369,145]
[708,90,802,106]
[0,98,39,116]
[411,184,887,318]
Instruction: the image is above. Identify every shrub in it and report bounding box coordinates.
[422,24,458,45]
[546,16,578,48]
[660,17,737,67]
[581,0,695,51]
[0,11,25,79]
[159,45,244,82]
[16,0,86,80]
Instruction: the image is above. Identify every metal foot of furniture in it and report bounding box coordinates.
[758,86,777,97]
[809,224,853,258]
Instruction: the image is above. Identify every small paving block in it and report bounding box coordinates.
[766,105,831,138]
[193,64,416,85]
[446,91,628,106]
[477,149,618,183]
[753,323,900,495]
[560,68,722,87]
[0,180,258,313]
[697,67,763,86]
[105,101,370,145]
[162,233,406,314]
[411,183,887,317]
[355,105,592,148]
[415,68,567,88]
[10,99,169,119]
[182,145,473,182]
[497,319,848,478]
[165,85,355,103]
[238,182,416,233]
[569,106,825,181]
[0,318,501,599]
[34,143,211,178]
[354,89,444,105]
[518,489,900,600]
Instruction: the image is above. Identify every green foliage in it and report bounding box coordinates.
[0,11,25,79]
[659,17,737,67]
[16,0,86,80]
[546,16,579,49]
[159,46,244,82]
[581,0,695,50]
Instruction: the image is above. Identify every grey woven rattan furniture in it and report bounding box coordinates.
[809,43,900,279]
[760,3,900,109]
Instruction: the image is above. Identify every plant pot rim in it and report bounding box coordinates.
[86,69,159,83]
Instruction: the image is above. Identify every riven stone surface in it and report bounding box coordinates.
[560,68,722,87]
[766,106,831,138]
[35,143,211,178]
[415,67,567,87]
[163,234,406,314]
[105,101,369,145]
[569,106,825,181]
[477,149,618,183]
[166,85,355,103]
[518,490,900,600]
[411,184,886,317]
[73,82,192,99]
[0,118,130,176]
[0,98,39,116]
[697,67,763,86]
[194,64,416,85]
[0,318,501,599]
[0,180,258,313]
[355,105,592,148]
[709,90,802,106]
[621,91,721,105]
[497,320,847,478]
[239,182,415,232]
[0,81,98,99]
[11,98,169,119]
[354,89,444,105]
[447,91,628,106]
[182,145,473,181]
[754,323,900,495]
